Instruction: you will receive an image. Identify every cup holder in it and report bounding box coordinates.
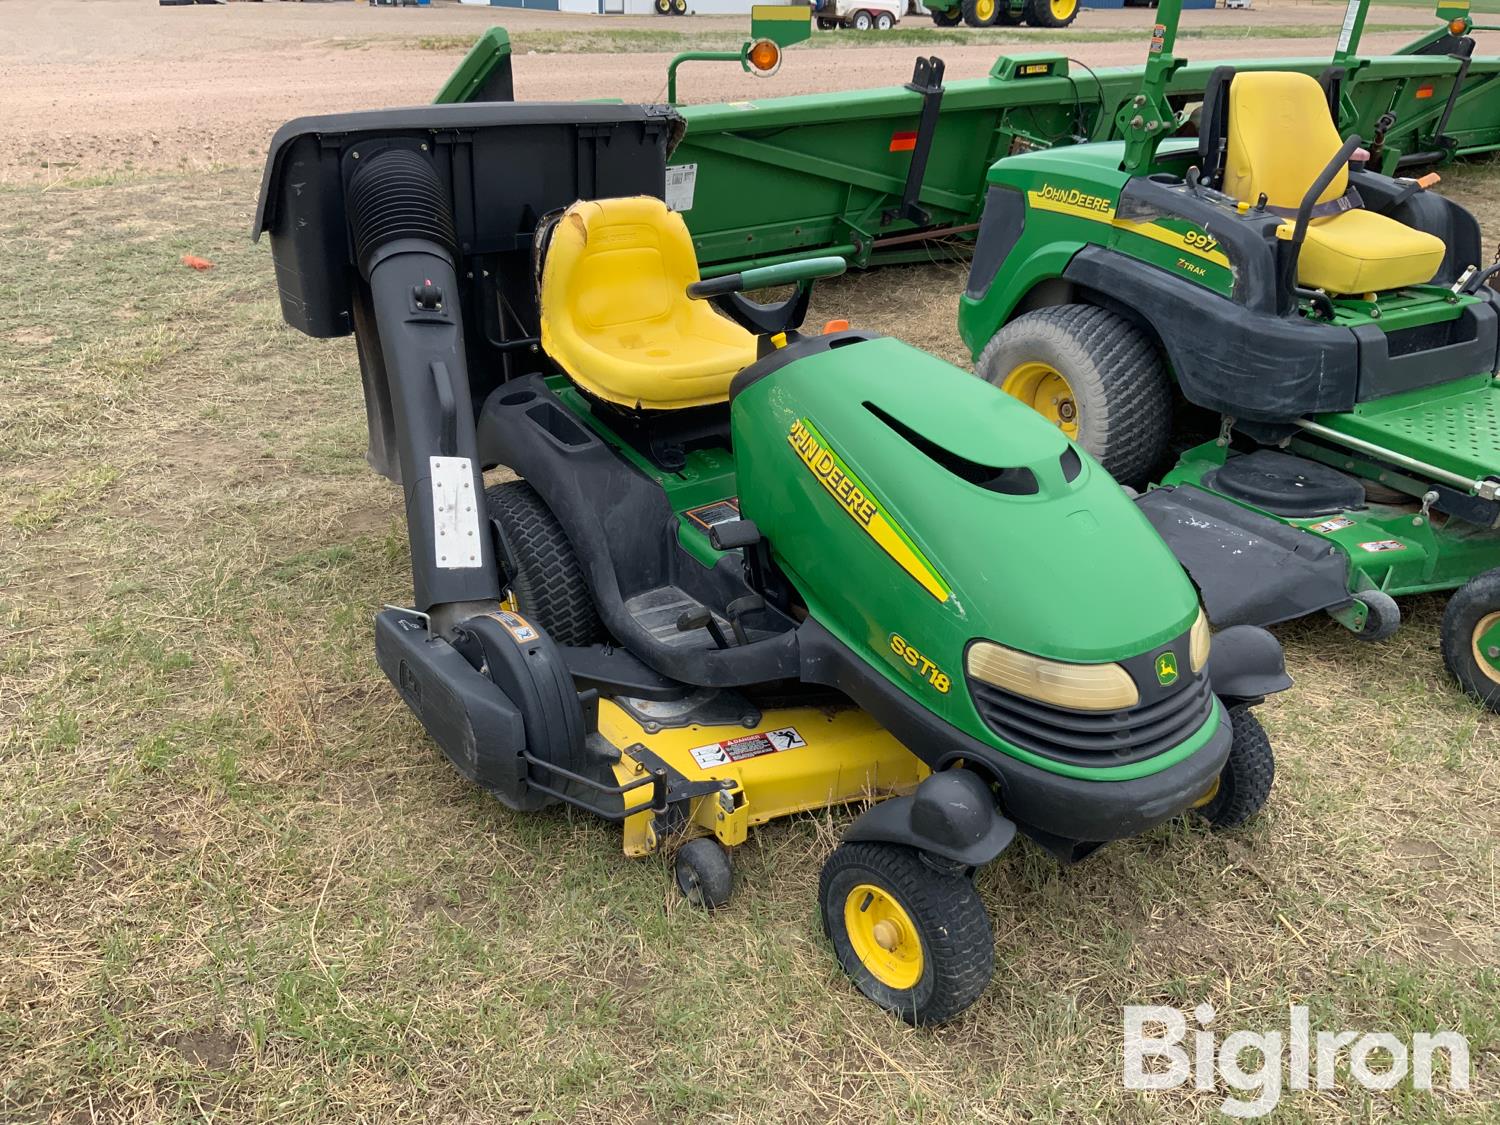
[1148,173,1185,186]
[499,390,536,407]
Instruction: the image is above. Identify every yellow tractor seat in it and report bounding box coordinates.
[538,197,757,411]
[1222,71,1445,294]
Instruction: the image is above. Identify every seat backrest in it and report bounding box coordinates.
[1223,71,1346,211]
[540,196,699,339]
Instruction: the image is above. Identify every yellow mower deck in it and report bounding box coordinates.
[600,701,928,857]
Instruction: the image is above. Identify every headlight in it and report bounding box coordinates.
[966,641,1139,711]
[1190,608,1211,673]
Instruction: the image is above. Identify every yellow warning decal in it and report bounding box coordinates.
[788,418,951,602]
[1026,186,1231,268]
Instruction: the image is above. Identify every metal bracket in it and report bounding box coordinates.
[881,56,946,229]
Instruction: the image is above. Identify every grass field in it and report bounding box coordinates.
[1,149,1497,1123]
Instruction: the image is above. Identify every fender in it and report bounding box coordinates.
[1208,624,1293,707]
[844,769,1016,867]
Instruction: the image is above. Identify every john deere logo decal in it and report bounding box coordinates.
[1155,652,1179,686]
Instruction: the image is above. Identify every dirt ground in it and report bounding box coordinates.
[3,0,1480,183]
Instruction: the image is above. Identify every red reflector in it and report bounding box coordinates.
[1416,84,1435,99]
[889,131,918,152]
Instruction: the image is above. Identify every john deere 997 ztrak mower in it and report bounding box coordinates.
[961,0,1500,709]
[255,97,1291,1022]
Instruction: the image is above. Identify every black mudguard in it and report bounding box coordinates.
[844,769,1017,867]
[1137,485,1354,628]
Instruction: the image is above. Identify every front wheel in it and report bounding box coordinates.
[975,304,1172,489]
[961,0,1000,25]
[653,0,671,12]
[1441,568,1500,711]
[817,15,837,28]
[876,11,894,28]
[930,3,962,23]
[1023,0,1076,26]
[1194,709,1275,830]
[819,842,994,1024]
[852,10,874,29]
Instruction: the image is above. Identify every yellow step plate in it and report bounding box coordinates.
[602,700,927,856]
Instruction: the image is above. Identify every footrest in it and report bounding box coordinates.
[1137,486,1354,628]
[625,586,731,650]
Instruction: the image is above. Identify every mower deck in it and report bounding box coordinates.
[602,702,928,857]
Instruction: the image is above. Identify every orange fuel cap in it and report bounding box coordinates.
[822,319,851,335]
[1417,172,1442,189]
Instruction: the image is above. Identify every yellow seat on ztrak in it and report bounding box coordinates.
[1223,71,1445,294]
[539,197,756,411]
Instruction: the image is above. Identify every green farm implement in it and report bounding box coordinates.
[437,0,1500,275]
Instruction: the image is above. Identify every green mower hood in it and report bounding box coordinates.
[732,335,1203,761]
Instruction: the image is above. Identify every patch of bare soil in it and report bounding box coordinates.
[3,0,1469,183]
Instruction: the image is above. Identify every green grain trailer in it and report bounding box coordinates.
[436,0,1500,273]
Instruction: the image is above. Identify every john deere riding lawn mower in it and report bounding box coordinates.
[923,0,1077,30]
[255,99,1290,1023]
[959,0,1500,709]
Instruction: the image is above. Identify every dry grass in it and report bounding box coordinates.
[1,162,1497,1123]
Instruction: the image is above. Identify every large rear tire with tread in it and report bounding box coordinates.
[1441,568,1500,711]
[485,479,605,647]
[976,303,1172,489]
[820,842,994,1024]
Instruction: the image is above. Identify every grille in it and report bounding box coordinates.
[970,672,1215,767]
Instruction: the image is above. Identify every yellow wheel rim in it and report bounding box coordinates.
[975,0,996,19]
[1049,0,1075,20]
[1002,361,1080,439]
[1472,611,1500,686]
[1191,775,1220,809]
[844,883,924,990]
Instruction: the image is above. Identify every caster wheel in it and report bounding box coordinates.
[819,842,993,1024]
[1351,589,1401,642]
[674,838,733,909]
[1441,568,1500,711]
[1194,709,1275,830]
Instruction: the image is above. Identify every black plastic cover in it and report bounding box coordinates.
[1137,484,1354,628]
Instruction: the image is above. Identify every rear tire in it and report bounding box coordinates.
[820,842,994,1024]
[1195,709,1274,830]
[876,11,894,28]
[930,4,962,23]
[484,480,605,647]
[1441,568,1500,711]
[1023,0,1076,26]
[961,0,1000,26]
[853,10,874,29]
[976,304,1172,489]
